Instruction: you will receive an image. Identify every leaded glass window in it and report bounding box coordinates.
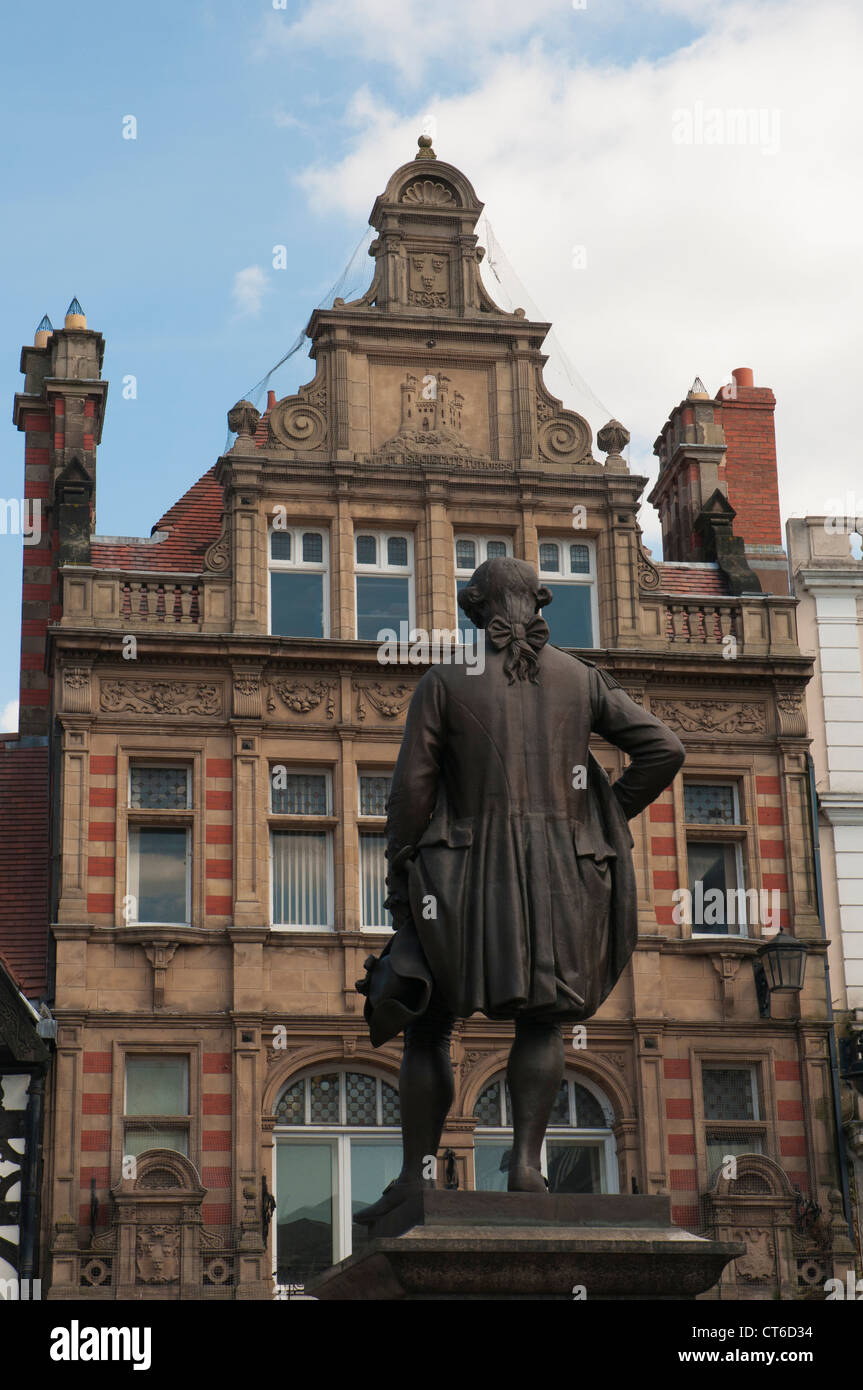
[274,1072,401,1127]
[310,1074,340,1124]
[702,1067,758,1121]
[685,783,738,825]
[380,1083,400,1127]
[359,775,389,818]
[570,543,590,573]
[473,1080,503,1127]
[356,534,377,565]
[130,766,190,809]
[387,536,408,566]
[275,1080,304,1125]
[271,771,329,815]
[302,531,323,563]
[345,1072,377,1125]
[455,538,476,570]
[486,540,508,560]
[539,542,560,572]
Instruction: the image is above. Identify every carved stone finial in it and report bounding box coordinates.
[416,134,436,159]
[227,399,261,438]
[597,419,630,473]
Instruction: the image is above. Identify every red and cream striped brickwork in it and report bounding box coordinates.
[87,754,117,918]
[204,759,233,922]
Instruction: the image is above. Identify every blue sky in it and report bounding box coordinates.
[2,0,860,725]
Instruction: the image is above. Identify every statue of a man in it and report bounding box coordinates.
[356,558,684,1221]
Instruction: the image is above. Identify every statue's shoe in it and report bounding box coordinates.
[507,1165,549,1193]
[354,1178,434,1226]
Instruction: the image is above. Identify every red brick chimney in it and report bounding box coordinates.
[716,367,786,590]
[649,368,788,594]
[12,301,107,737]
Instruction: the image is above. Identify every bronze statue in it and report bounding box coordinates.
[356,558,684,1221]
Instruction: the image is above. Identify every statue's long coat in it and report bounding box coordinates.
[381,645,685,1030]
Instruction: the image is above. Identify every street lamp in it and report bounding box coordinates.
[753,930,809,1018]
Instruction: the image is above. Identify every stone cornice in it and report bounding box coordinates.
[795,568,863,591]
[48,630,814,683]
[819,793,863,826]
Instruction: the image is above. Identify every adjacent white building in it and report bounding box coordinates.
[788,515,863,1211]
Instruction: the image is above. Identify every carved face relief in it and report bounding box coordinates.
[408,254,448,308]
[136,1224,180,1284]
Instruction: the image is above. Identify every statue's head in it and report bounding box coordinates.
[458,558,553,683]
[457,557,552,630]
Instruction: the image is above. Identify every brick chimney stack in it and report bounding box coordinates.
[12,301,107,737]
[649,367,787,595]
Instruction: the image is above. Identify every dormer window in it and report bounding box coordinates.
[537,537,598,649]
[269,526,329,638]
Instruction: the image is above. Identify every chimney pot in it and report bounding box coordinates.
[64,297,87,330]
[266,389,277,412]
[34,314,53,348]
[732,366,754,389]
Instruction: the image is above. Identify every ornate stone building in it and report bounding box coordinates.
[788,515,863,1265]
[12,141,855,1299]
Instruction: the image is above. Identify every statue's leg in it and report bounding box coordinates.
[507,1016,564,1192]
[397,999,455,1183]
[354,996,455,1224]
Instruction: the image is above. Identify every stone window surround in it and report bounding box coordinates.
[114,741,206,932]
[108,1039,202,1185]
[535,532,600,648]
[267,523,331,639]
[269,764,337,932]
[690,1048,780,1192]
[259,501,607,645]
[670,765,761,941]
[352,526,416,639]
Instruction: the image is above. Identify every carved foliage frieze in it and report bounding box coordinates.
[267,678,336,720]
[355,681,414,722]
[100,680,222,717]
[650,698,767,736]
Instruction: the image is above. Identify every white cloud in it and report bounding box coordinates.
[0,699,19,733]
[231,265,269,319]
[291,0,863,548]
[260,0,566,79]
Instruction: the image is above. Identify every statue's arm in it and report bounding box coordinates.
[384,671,446,916]
[588,665,685,820]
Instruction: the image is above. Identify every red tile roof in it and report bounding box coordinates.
[90,467,225,573]
[0,742,49,997]
[654,563,729,596]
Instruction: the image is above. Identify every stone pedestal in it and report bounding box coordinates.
[308,1193,744,1301]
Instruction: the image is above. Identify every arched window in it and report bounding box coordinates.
[472,1072,618,1194]
[272,1071,401,1291]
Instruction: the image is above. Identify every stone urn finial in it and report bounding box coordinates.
[597,418,630,473]
[228,399,261,441]
[416,134,436,159]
